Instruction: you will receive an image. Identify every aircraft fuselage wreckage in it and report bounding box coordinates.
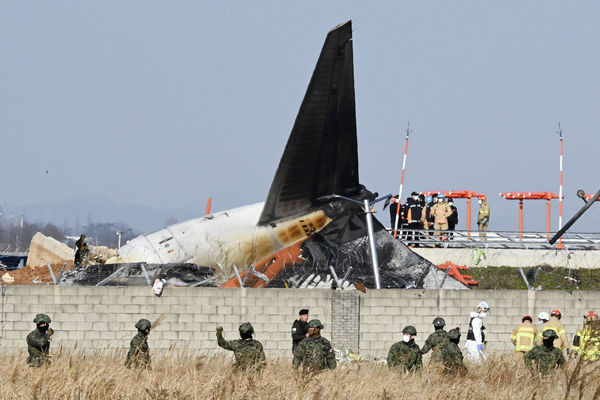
[61,21,465,289]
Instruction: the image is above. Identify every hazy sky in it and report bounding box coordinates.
[2,2,599,232]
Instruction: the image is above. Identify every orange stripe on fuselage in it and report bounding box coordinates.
[221,240,305,288]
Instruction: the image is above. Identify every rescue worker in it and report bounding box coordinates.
[400,197,412,240]
[510,315,537,362]
[291,309,309,355]
[389,195,400,231]
[438,328,467,376]
[217,322,266,371]
[465,301,489,362]
[572,311,600,361]
[536,309,570,352]
[74,234,90,269]
[387,325,422,372]
[447,198,458,240]
[125,319,152,369]
[421,195,437,241]
[26,313,53,367]
[477,197,490,239]
[431,193,453,241]
[420,317,448,361]
[293,319,336,371]
[406,192,423,247]
[525,330,565,375]
[537,311,550,326]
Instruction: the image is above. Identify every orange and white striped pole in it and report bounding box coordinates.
[393,123,411,238]
[557,124,564,248]
[205,197,212,215]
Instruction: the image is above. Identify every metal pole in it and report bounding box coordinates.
[558,124,564,230]
[393,123,411,238]
[364,199,381,289]
[205,197,212,215]
[557,125,564,248]
[549,188,600,244]
[232,264,244,287]
[519,200,524,240]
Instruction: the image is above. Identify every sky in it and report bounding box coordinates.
[1,2,599,233]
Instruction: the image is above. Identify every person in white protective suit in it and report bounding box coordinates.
[465,301,490,362]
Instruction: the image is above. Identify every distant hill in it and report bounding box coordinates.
[4,195,202,233]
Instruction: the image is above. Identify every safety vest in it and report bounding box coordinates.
[511,322,537,353]
[573,326,600,361]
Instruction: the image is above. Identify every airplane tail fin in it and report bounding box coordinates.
[258,21,361,225]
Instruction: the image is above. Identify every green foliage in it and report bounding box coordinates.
[469,266,600,290]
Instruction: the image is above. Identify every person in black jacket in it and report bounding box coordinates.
[291,309,309,355]
[447,198,458,240]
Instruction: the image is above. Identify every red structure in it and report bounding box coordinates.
[499,192,560,234]
[435,261,478,287]
[421,190,485,232]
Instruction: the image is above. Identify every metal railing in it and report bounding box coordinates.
[387,228,600,250]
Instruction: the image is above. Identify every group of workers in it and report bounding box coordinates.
[511,309,600,374]
[388,192,490,245]
[25,304,599,376]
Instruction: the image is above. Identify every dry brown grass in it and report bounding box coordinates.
[1,350,600,399]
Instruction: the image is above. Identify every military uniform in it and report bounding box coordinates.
[437,328,466,375]
[293,319,336,371]
[510,318,537,362]
[525,330,565,375]
[217,323,266,371]
[26,314,52,367]
[421,329,448,360]
[387,325,422,372]
[125,319,151,369]
[420,318,448,361]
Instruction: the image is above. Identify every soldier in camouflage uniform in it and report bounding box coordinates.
[437,328,467,376]
[525,329,565,375]
[125,319,152,369]
[26,313,53,367]
[217,322,266,371]
[387,325,422,372]
[293,319,336,371]
[421,317,448,362]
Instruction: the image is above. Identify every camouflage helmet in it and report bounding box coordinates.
[239,322,254,334]
[33,313,51,325]
[402,325,417,336]
[542,329,558,339]
[447,328,461,340]
[308,319,324,329]
[135,319,152,331]
[432,317,446,328]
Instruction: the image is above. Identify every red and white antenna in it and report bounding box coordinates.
[558,123,564,229]
[393,122,411,238]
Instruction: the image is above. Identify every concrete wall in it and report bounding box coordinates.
[1,285,598,358]
[414,247,600,269]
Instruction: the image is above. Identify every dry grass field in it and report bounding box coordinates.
[1,349,600,400]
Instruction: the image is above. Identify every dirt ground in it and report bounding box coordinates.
[1,263,73,285]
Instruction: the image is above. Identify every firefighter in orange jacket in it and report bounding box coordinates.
[511,315,537,362]
[430,193,453,240]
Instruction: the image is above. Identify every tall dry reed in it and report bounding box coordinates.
[1,350,600,399]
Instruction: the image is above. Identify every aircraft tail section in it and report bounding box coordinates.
[258,21,361,226]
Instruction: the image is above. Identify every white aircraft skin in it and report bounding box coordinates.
[109,202,331,282]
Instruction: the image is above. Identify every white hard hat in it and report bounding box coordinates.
[538,312,550,321]
[477,301,490,310]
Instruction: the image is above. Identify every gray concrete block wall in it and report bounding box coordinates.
[0,286,598,359]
